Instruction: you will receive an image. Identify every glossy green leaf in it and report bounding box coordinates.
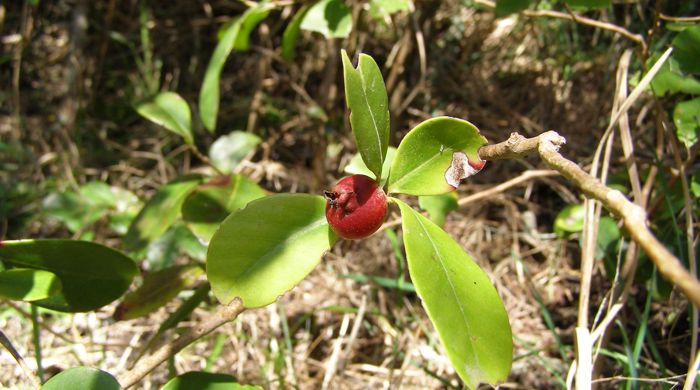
[161,372,261,390]
[199,4,271,132]
[124,175,202,252]
[553,204,585,237]
[300,0,351,39]
[672,25,700,74]
[0,240,137,312]
[418,192,458,227]
[673,98,700,148]
[563,0,610,9]
[344,146,396,186]
[136,92,193,145]
[495,0,529,17]
[0,268,62,301]
[387,117,487,196]
[396,199,512,388]
[650,56,700,96]
[282,4,312,61]
[209,131,262,174]
[182,175,266,243]
[207,194,337,308]
[42,367,120,390]
[341,50,390,181]
[114,265,203,321]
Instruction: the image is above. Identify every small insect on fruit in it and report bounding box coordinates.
[324,174,388,240]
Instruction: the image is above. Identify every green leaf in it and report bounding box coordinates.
[495,0,530,17]
[563,0,610,9]
[114,265,203,321]
[41,367,120,390]
[418,192,458,227]
[136,92,193,145]
[144,224,206,270]
[387,117,487,196]
[673,98,700,148]
[124,175,202,252]
[182,175,266,243]
[396,199,512,388]
[341,50,390,181]
[199,4,271,132]
[108,187,142,235]
[0,240,137,312]
[368,0,410,19]
[43,182,122,233]
[650,56,700,96]
[553,204,585,237]
[0,269,62,301]
[282,4,312,61]
[209,131,262,174]
[207,194,337,308]
[300,0,351,39]
[162,372,261,390]
[672,25,700,74]
[344,146,397,186]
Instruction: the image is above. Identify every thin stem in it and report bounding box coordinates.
[479,132,700,308]
[188,144,225,176]
[118,298,245,388]
[31,304,44,383]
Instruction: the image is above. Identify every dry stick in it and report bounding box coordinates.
[118,299,245,388]
[479,132,700,308]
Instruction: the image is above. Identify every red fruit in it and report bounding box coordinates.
[324,174,388,240]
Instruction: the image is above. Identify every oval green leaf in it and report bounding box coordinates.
[553,204,585,237]
[0,268,62,302]
[207,194,337,308]
[387,117,487,196]
[199,4,271,132]
[42,367,120,390]
[341,50,390,181]
[136,92,193,145]
[395,199,512,388]
[114,264,203,321]
[673,98,700,148]
[124,175,202,252]
[300,0,351,39]
[344,146,396,186]
[182,175,266,243]
[282,4,312,62]
[0,240,137,312]
[672,25,700,74]
[161,372,261,390]
[209,131,262,174]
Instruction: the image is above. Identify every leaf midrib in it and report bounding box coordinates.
[357,65,384,175]
[411,211,480,368]
[229,214,328,289]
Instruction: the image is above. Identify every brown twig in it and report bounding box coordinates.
[117,298,245,388]
[479,132,700,308]
[474,0,647,53]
